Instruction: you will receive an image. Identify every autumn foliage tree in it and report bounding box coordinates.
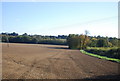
[67,34,90,49]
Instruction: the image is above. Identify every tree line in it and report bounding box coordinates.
[1,32,67,45]
[67,34,118,49]
[0,32,118,48]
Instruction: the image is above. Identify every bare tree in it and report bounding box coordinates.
[85,30,90,36]
[82,30,90,49]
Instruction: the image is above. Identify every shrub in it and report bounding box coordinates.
[85,47,119,59]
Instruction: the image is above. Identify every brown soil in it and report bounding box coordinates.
[2,43,120,79]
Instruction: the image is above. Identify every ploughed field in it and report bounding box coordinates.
[2,43,120,79]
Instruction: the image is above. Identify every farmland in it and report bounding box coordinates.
[2,43,120,79]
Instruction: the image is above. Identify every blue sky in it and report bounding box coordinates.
[2,2,118,37]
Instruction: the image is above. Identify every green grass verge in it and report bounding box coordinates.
[86,47,118,51]
[80,50,120,63]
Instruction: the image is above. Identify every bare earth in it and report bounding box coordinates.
[2,43,120,79]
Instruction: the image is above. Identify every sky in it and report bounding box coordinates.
[1,2,118,37]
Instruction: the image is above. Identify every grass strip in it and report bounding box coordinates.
[80,50,120,63]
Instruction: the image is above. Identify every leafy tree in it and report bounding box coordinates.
[8,32,18,36]
[88,38,98,47]
[97,39,108,47]
[1,35,7,42]
[67,34,89,49]
[22,33,28,36]
[109,37,118,47]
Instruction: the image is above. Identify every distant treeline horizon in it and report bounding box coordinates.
[0,32,118,38]
[0,32,119,47]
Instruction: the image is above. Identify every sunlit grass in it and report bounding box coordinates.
[86,47,118,51]
[80,50,120,63]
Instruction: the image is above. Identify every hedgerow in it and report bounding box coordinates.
[85,47,119,59]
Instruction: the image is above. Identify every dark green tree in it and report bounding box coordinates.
[97,39,108,47]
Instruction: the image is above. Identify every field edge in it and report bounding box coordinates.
[80,50,120,63]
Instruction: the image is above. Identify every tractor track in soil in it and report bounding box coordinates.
[2,43,120,79]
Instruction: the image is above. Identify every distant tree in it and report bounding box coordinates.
[67,36,80,49]
[58,35,67,39]
[97,35,101,39]
[22,33,28,36]
[109,37,118,47]
[67,34,89,49]
[22,36,31,43]
[8,32,18,36]
[118,39,120,47]
[88,38,98,47]
[108,42,113,47]
[1,33,7,35]
[82,30,90,49]
[2,35,7,42]
[97,39,108,47]
[31,37,39,44]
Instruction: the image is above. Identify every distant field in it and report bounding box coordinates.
[2,43,120,79]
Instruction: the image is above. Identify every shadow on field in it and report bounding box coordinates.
[83,74,120,80]
[1,74,120,81]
